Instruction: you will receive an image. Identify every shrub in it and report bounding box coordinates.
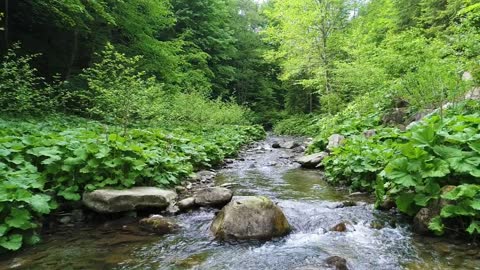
[0,45,56,115]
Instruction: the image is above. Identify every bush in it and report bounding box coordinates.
[155,92,253,127]
[319,101,480,236]
[0,45,56,115]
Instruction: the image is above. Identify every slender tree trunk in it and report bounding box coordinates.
[321,33,330,94]
[4,0,9,50]
[65,30,79,80]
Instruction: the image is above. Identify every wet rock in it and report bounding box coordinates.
[83,187,177,213]
[186,182,193,190]
[281,141,300,149]
[175,185,187,193]
[268,162,278,166]
[293,146,306,153]
[139,215,179,235]
[166,204,180,215]
[413,185,456,235]
[331,222,347,232]
[178,197,196,211]
[193,170,217,182]
[59,215,72,224]
[347,191,369,198]
[326,134,345,151]
[340,201,357,207]
[71,209,85,223]
[210,196,291,240]
[224,159,235,164]
[370,220,384,230]
[296,152,329,168]
[174,252,210,268]
[272,141,281,148]
[377,198,396,211]
[325,256,348,270]
[220,182,238,188]
[194,187,233,207]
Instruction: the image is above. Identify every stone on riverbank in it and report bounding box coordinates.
[83,187,177,213]
[194,187,233,207]
[178,197,196,211]
[296,152,329,168]
[413,185,456,234]
[210,196,291,240]
[326,134,345,151]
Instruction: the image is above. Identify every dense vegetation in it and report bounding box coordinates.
[1,0,479,252]
[265,0,480,237]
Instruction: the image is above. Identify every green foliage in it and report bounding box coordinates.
[273,115,318,136]
[0,116,265,252]
[315,100,480,236]
[322,128,400,191]
[380,110,480,234]
[0,45,56,115]
[79,43,158,132]
[155,92,253,127]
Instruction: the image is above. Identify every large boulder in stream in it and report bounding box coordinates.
[83,187,177,213]
[296,152,329,168]
[194,187,233,207]
[210,196,291,240]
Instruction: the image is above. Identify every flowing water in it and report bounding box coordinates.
[1,136,479,270]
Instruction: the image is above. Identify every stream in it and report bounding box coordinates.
[1,136,479,270]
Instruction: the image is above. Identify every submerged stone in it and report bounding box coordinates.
[139,215,179,235]
[325,256,348,270]
[210,196,291,240]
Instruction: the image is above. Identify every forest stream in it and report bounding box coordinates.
[1,135,479,270]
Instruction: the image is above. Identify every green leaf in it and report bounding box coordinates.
[432,145,464,159]
[0,225,8,237]
[414,193,431,207]
[428,216,444,235]
[6,208,33,229]
[27,194,52,214]
[442,184,480,200]
[396,193,416,215]
[466,220,480,234]
[469,142,480,154]
[384,158,417,187]
[441,203,476,218]
[0,234,23,250]
[411,125,435,146]
[420,159,450,178]
[24,233,41,245]
[470,200,480,210]
[58,186,81,201]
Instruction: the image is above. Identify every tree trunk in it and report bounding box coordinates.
[4,0,9,50]
[65,30,79,80]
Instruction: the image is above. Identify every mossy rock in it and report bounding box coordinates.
[210,196,291,240]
